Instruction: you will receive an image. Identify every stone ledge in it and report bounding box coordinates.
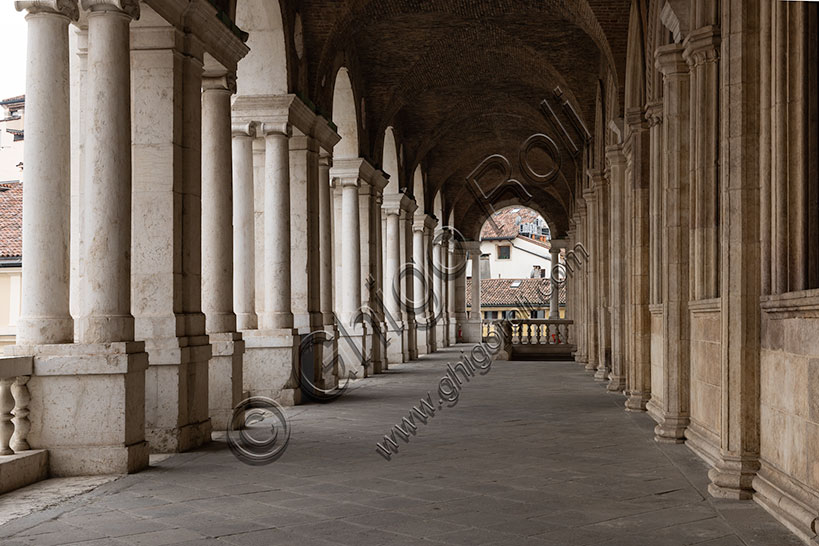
[761,288,819,318]
[0,450,47,495]
[688,297,721,314]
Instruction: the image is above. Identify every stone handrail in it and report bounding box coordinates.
[484,318,573,345]
[0,356,33,455]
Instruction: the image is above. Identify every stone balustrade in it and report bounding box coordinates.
[484,319,575,361]
[0,356,33,456]
[0,356,46,494]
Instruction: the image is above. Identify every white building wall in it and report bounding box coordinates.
[467,236,551,279]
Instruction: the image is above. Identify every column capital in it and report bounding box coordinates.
[231,121,257,138]
[605,144,626,167]
[382,192,414,216]
[581,188,597,204]
[318,150,332,169]
[334,176,360,189]
[260,121,290,137]
[655,43,688,77]
[587,169,607,189]
[683,25,720,67]
[550,238,569,251]
[645,101,664,126]
[625,106,648,133]
[80,0,138,17]
[232,94,340,151]
[15,0,78,19]
[413,213,437,233]
[462,240,481,253]
[330,157,387,192]
[202,73,236,93]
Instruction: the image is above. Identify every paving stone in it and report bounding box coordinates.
[0,353,803,546]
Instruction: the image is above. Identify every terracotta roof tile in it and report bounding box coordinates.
[0,182,22,258]
[466,277,566,308]
[480,208,541,240]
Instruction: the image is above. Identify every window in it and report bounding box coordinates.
[498,246,510,260]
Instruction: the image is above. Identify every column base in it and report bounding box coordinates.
[208,331,244,431]
[6,342,150,476]
[593,365,609,381]
[624,391,650,412]
[606,374,626,392]
[708,456,759,500]
[242,328,301,406]
[462,320,482,343]
[386,326,405,364]
[584,358,597,372]
[406,318,418,360]
[337,329,369,380]
[653,413,689,444]
[144,334,213,453]
[416,323,430,356]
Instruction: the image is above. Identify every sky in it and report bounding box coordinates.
[0,5,28,100]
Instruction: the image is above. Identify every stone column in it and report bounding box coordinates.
[446,237,457,344]
[16,0,76,345]
[382,196,405,363]
[453,244,467,343]
[362,169,388,373]
[463,241,482,342]
[548,244,561,319]
[232,122,257,331]
[318,151,334,328]
[202,73,243,431]
[433,235,445,344]
[340,178,362,323]
[412,215,431,355]
[625,107,652,412]
[606,144,627,393]
[581,190,598,372]
[12,0,149,475]
[572,202,589,365]
[708,0,760,499]
[131,16,212,451]
[653,43,691,443]
[685,24,721,301]
[440,230,451,347]
[592,173,611,382]
[400,198,418,359]
[382,193,415,363]
[424,217,438,351]
[80,0,137,344]
[260,124,293,330]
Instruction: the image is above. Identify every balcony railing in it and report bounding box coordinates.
[0,356,33,456]
[483,319,575,360]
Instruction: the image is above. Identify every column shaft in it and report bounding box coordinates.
[341,180,362,321]
[18,4,76,345]
[232,125,257,330]
[80,6,135,343]
[549,247,560,319]
[318,153,333,326]
[201,77,235,334]
[262,128,293,330]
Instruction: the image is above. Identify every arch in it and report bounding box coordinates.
[412,165,425,213]
[433,189,443,223]
[332,67,359,159]
[456,195,563,243]
[235,0,288,96]
[382,126,399,193]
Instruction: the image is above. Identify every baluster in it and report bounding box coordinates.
[0,378,14,455]
[11,376,31,452]
[534,322,541,344]
[529,322,536,344]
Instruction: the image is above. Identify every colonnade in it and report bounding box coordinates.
[11,0,474,477]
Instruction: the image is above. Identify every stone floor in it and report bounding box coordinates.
[0,345,804,546]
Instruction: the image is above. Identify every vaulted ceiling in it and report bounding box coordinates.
[277,0,632,238]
